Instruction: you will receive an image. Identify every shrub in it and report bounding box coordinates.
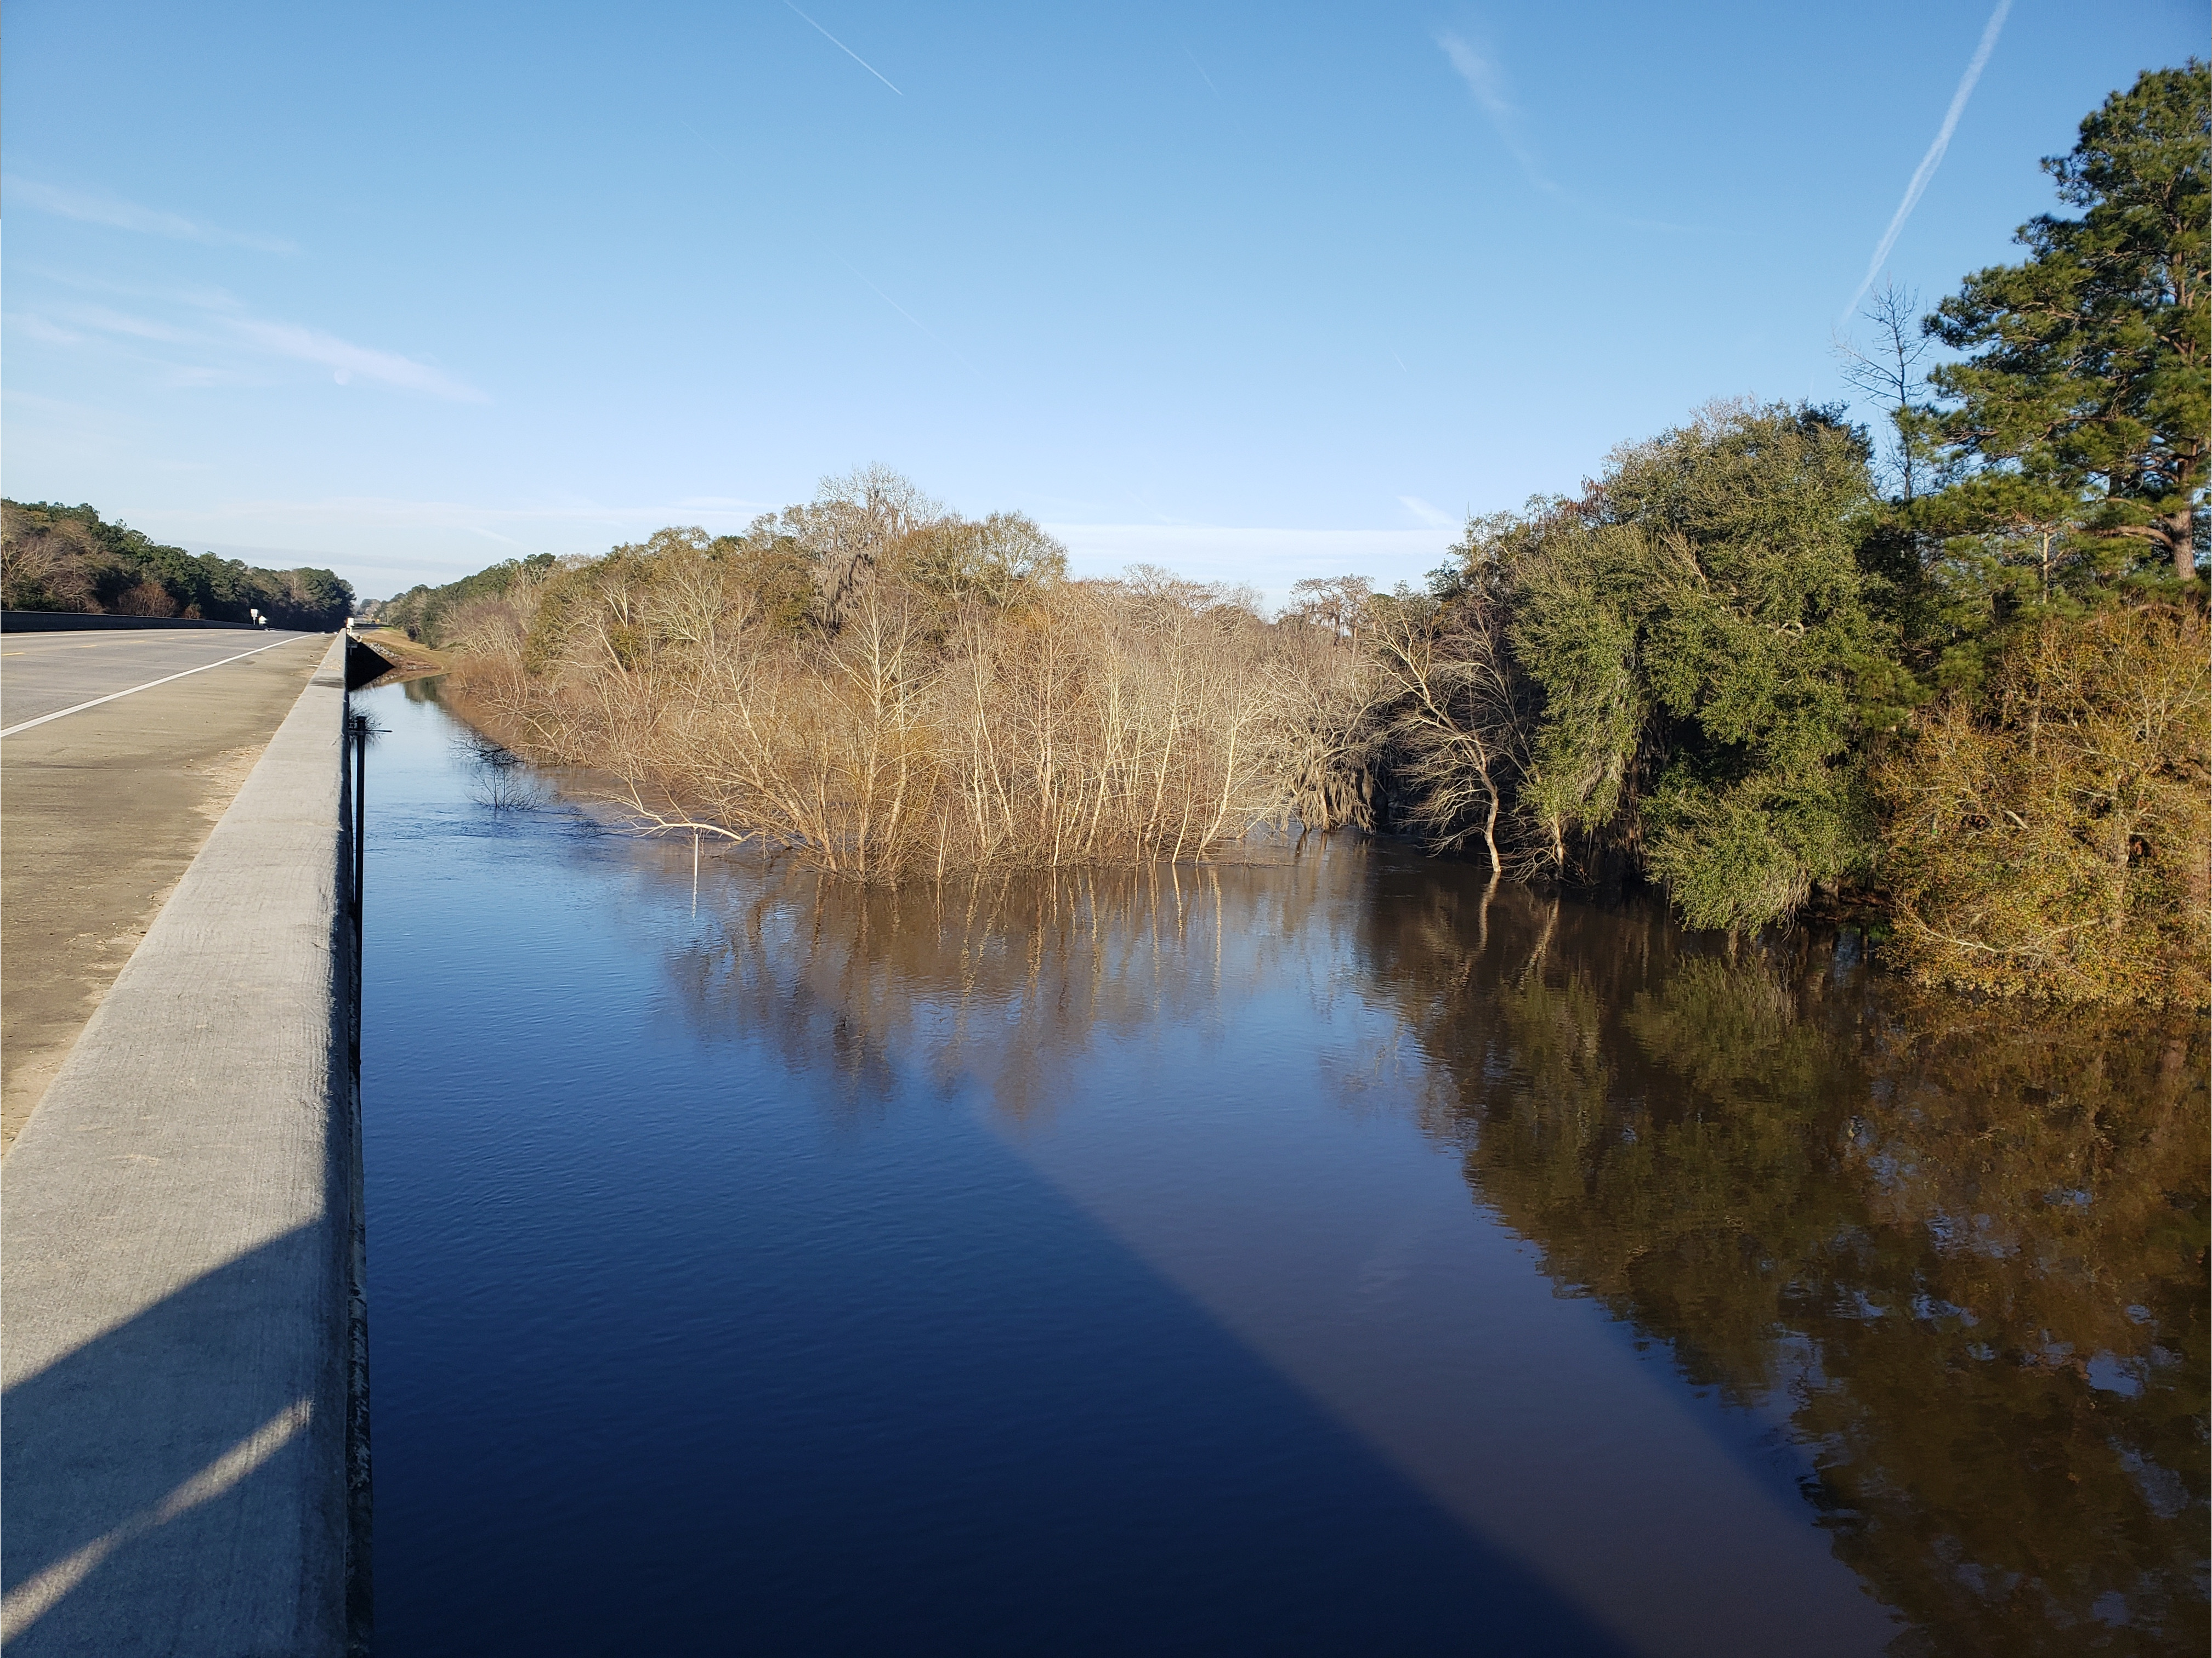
[1873,604,2210,1003]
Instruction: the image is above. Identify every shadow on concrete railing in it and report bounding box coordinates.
[0,1227,346,1654]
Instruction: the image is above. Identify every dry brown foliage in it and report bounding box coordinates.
[1361,589,1528,871]
[443,536,1359,881]
[1,504,101,611]
[1874,603,2211,1004]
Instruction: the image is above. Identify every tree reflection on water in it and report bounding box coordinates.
[659,845,2207,1655]
[1362,873,2207,1657]
[662,855,1342,1124]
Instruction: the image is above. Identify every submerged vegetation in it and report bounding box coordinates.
[403,65,2206,1003]
[435,470,1321,878]
[0,499,354,628]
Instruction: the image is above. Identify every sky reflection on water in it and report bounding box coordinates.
[362,680,2206,1657]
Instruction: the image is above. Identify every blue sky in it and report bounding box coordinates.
[3,1,2199,604]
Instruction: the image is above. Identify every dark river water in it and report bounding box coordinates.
[359,680,2207,1657]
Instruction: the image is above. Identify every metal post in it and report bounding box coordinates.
[349,713,367,935]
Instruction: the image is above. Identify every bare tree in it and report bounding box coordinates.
[1834,278,1934,505]
[791,465,945,628]
[438,525,1353,882]
[1285,575,1374,649]
[1364,590,1527,873]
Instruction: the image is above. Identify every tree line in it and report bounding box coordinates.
[1302,63,2208,1004]
[406,64,2205,1005]
[427,468,1318,880]
[368,552,559,643]
[0,500,355,629]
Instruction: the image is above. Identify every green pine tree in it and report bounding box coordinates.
[1921,61,2209,609]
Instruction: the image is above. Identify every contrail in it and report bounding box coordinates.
[1437,31,1555,195]
[840,259,980,376]
[785,2,901,95]
[1185,46,1245,135]
[1184,46,1222,101]
[678,120,736,163]
[1841,0,2011,323]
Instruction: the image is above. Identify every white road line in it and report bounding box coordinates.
[0,636,310,739]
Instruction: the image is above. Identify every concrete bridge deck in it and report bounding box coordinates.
[1,630,364,1655]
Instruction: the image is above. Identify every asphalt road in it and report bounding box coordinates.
[0,630,334,1148]
[1,628,317,731]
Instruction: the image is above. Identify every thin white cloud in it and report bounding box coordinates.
[24,287,486,402]
[55,302,191,343]
[1436,32,1555,194]
[220,316,486,401]
[10,314,85,345]
[1398,496,1456,529]
[1841,0,2012,322]
[1184,46,1246,137]
[4,177,296,254]
[25,268,241,312]
[470,525,537,549]
[158,365,252,390]
[142,495,779,538]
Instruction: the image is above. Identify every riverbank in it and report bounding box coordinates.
[347,626,444,682]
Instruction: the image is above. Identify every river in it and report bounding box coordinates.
[358,678,2207,1656]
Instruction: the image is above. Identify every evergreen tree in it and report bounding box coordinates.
[1503,401,1896,931]
[1922,62,2209,595]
